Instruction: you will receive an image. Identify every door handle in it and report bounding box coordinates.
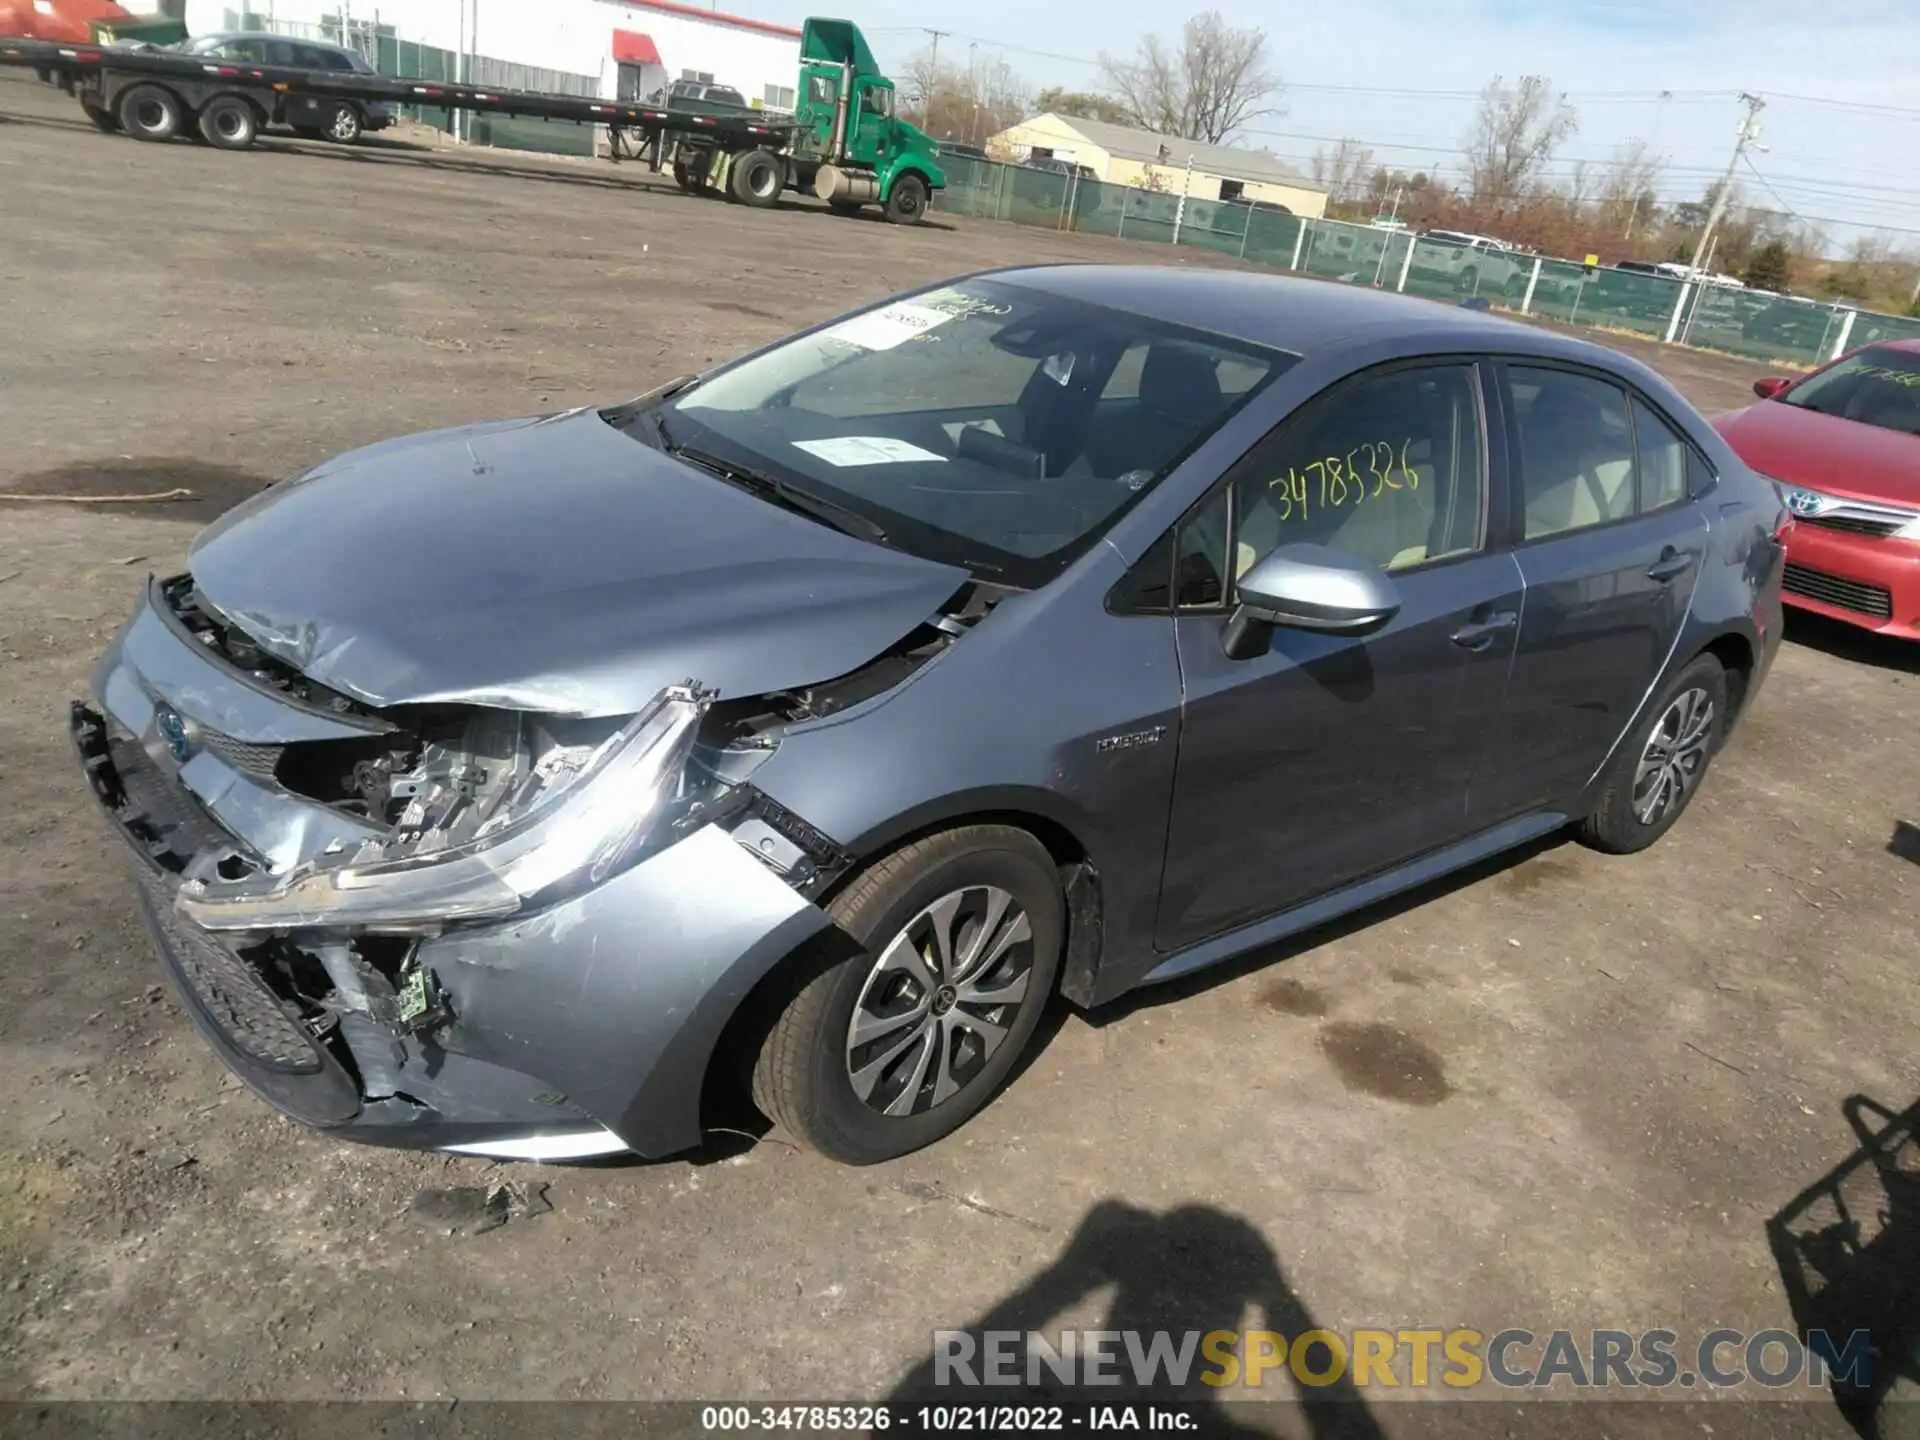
[1449,611,1518,651]
[1647,548,1694,583]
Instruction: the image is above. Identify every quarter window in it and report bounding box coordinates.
[1511,368,1636,538]
[1225,364,1487,579]
[1632,398,1689,512]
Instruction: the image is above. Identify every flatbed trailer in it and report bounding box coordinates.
[0,20,945,222]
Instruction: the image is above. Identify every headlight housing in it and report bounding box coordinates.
[178,684,711,934]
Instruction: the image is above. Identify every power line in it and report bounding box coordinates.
[1763,91,1920,121]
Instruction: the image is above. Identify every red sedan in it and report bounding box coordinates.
[1714,340,1920,639]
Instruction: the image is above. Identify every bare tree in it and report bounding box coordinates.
[1463,74,1577,212]
[901,46,1032,147]
[1097,11,1281,143]
[1561,159,1591,213]
[1594,137,1664,237]
[1310,137,1374,205]
[1034,86,1133,127]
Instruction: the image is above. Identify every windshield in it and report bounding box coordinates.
[648,279,1288,584]
[1780,347,1920,438]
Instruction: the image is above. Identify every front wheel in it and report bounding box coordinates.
[319,103,363,144]
[1578,653,1728,854]
[751,826,1062,1163]
[883,173,929,225]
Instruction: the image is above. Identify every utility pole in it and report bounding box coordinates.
[1689,92,1764,276]
[967,40,978,145]
[922,27,946,73]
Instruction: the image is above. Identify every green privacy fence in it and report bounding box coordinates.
[374,37,600,156]
[938,156,1920,369]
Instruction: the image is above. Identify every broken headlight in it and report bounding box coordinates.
[177,684,711,935]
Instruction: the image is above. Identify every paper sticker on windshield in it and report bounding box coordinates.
[793,436,948,467]
[821,302,953,351]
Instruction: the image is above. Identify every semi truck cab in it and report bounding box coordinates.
[792,18,943,223]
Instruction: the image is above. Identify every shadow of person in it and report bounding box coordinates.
[1767,1094,1920,1437]
[886,1199,1384,1438]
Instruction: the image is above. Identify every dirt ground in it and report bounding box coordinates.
[2,73,1917,1428]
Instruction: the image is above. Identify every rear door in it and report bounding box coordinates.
[1471,363,1710,823]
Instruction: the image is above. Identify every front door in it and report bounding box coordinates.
[1154,361,1521,953]
[1472,365,1710,822]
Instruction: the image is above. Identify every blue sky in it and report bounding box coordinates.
[747,0,1920,248]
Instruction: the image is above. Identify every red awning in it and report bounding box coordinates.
[611,28,661,65]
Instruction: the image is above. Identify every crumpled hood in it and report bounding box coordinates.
[188,409,969,715]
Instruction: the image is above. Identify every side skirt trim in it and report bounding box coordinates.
[1141,810,1569,989]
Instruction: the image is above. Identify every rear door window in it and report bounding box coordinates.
[1509,367,1636,538]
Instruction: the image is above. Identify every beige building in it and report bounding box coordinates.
[987,113,1329,218]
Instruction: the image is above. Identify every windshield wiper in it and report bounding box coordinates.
[670,441,891,546]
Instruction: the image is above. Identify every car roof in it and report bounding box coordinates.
[990,265,1621,366]
[191,31,354,52]
[1870,338,1920,355]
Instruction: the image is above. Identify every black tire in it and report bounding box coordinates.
[116,84,183,142]
[319,103,362,144]
[751,825,1063,1164]
[728,148,783,207]
[883,173,929,225]
[80,99,121,134]
[196,94,258,150]
[671,159,698,192]
[1577,653,1728,854]
[827,198,865,216]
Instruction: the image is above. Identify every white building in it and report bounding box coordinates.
[185,0,803,108]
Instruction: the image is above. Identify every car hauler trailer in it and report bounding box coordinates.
[0,16,945,222]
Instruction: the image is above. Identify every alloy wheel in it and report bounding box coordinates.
[844,885,1034,1118]
[1632,686,1715,825]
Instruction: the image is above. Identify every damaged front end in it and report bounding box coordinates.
[73,573,951,1158]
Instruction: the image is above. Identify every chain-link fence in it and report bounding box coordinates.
[939,156,1920,369]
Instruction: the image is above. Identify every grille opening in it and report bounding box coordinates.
[1783,563,1894,619]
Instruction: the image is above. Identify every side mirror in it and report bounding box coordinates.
[1224,544,1402,658]
[1753,377,1790,400]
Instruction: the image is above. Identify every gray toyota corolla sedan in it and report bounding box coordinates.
[73,267,1786,1164]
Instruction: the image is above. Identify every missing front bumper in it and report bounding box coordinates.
[72,700,839,1158]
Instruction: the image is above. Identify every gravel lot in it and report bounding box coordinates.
[2,73,1916,1430]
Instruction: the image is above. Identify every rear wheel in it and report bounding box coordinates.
[883,173,929,225]
[319,103,363,144]
[116,84,183,142]
[728,148,783,207]
[1578,653,1728,854]
[751,826,1062,1164]
[196,94,259,150]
